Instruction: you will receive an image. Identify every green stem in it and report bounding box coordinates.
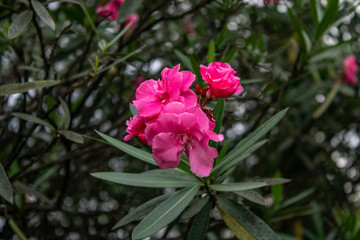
[313,80,341,119]
[9,218,27,240]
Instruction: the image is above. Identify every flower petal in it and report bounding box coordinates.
[152,132,183,169]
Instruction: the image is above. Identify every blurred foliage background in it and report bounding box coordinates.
[0,0,360,239]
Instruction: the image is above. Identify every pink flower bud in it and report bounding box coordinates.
[96,1,120,20]
[125,14,139,32]
[200,62,242,99]
[342,55,358,84]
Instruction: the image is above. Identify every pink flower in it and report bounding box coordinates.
[145,102,223,177]
[200,62,242,99]
[96,0,124,20]
[342,55,358,84]
[125,14,139,32]
[133,64,197,119]
[123,115,148,144]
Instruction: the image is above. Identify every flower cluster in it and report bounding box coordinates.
[96,0,139,30]
[124,63,242,177]
[342,55,358,84]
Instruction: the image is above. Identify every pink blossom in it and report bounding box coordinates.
[133,64,197,119]
[342,55,358,84]
[125,14,139,32]
[96,0,124,20]
[200,62,242,99]
[123,115,148,144]
[145,102,223,177]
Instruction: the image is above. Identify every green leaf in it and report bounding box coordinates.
[254,177,291,186]
[287,8,309,53]
[0,80,60,96]
[117,0,142,23]
[96,45,147,74]
[208,40,216,63]
[0,163,13,204]
[212,108,288,173]
[129,103,138,116]
[315,0,339,40]
[217,196,281,240]
[91,172,198,188]
[31,0,55,31]
[174,49,194,72]
[58,97,71,130]
[280,188,315,209]
[9,218,27,240]
[189,55,201,81]
[141,169,196,181]
[213,98,225,134]
[235,190,266,206]
[181,195,210,220]
[187,201,211,240]
[58,130,84,144]
[310,0,323,23]
[11,112,55,131]
[214,141,229,166]
[132,184,200,239]
[210,182,267,192]
[8,10,33,39]
[271,172,284,207]
[218,139,268,175]
[112,192,174,230]
[95,130,156,166]
[222,45,238,63]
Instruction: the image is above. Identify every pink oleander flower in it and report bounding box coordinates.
[200,62,242,99]
[125,13,139,32]
[123,115,148,144]
[145,102,224,177]
[96,0,124,20]
[133,64,197,119]
[342,55,358,84]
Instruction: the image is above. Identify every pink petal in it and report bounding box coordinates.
[187,140,218,177]
[152,133,183,168]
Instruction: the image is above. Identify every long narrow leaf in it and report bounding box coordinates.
[0,163,13,204]
[212,108,288,173]
[210,182,267,192]
[132,184,200,239]
[91,172,198,188]
[12,112,55,131]
[8,10,33,39]
[218,139,268,175]
[59,97,71,130]
[112,192,174,230]
[174,49,194,72]
[315,0,339,40]
[236,190,266,206]
[208,40,216,63]
[181,195,210,220]
[187,201,211,240]
[217,196,281,240]
[95,130,156,166]
[31,0,55,30]
[0,80,60,96]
